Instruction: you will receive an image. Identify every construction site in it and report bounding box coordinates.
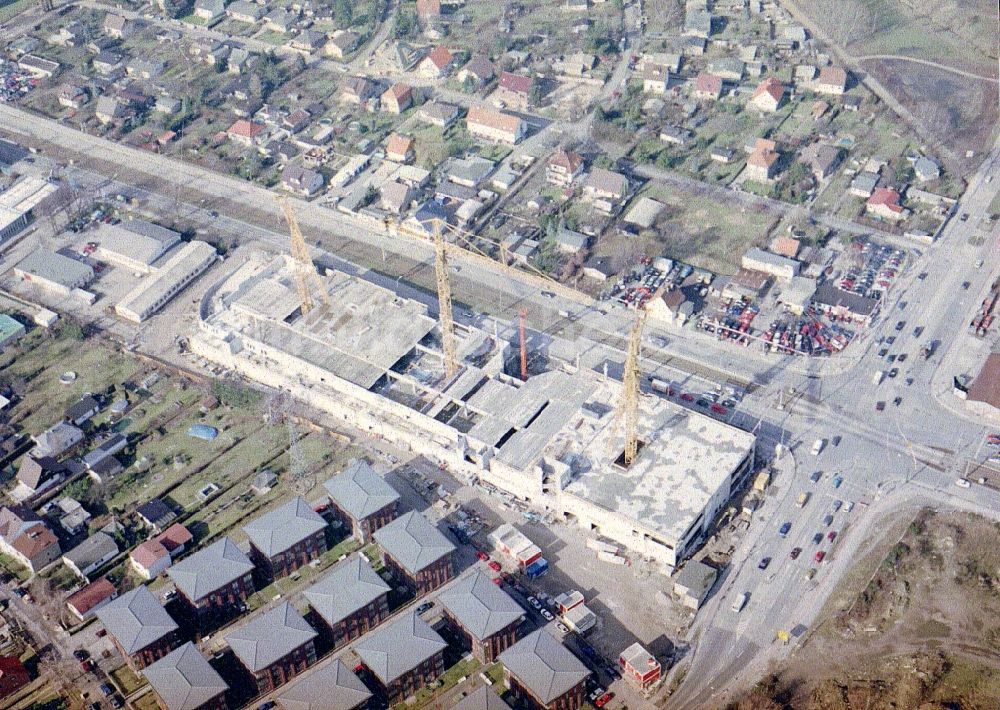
[192,209,757,570]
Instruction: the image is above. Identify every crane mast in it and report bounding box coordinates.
[621,310,647,466]
[432,219,459,379]
[277,195,330,314]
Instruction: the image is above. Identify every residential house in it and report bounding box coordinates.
[227,0,264,23]
[304,553,390,648]
[265,9,297,33]
[130,539,172,580]
[58,84,89,109]
[127,58,166,80]
[167,537,255,628]
[455,688,513,710]
[563,0,589,11]
[582,168,629,211]
[866,187,907,221]
[92,51,124,75]
[693,72,723,100]
[914,156,940,182]
[769,235,801,259]
[381,83,413,114]
[226,602,317,694]
[0,506,61,572]
[659,125,693,146]
[193,0,227,22]
[711,146,735,163]
[386,134,415,164]
[137,499,176,532]
[684,9,713,37]
[815,66,847,95]
[341,76,377,105]
[66,577,118,622]
[31,421,84,458]
[48,23,86,47]
[155,523,192,555]
[417,101,460,128]
[143,643,229,710]
[373,511,455,595]
[416,0,441,16]
[0,657,31,701]
[648,288,693,326]
[546,149,584,186]
[380,181,415,215]
[243,496,327,579]
[554,227,588,255]
[15,456,68,498]
[418,46,456,79]
[745,138,780,182]
[446,156,496,187]
[750,77,784,112]
[457,55,495,86]
[498,630,589,710]
[282,109,311,135]
[65,394,100,426]
[290,31,326,54]
[227,47,256,74]
[103,14,134,40]
[155,96,182,115]
[642,63,669,94]
[494,72,533,110]
[798,142,842,181]
[619,643,661,691]
[849,170,879,198]
[226,119,266,147]
[466,105,526,145]
[326,31,360,59]
[97,585,179,670]
[582,255,614,281]
[324,460,400,543]
[439,570,525,663]
[354,611,447,705]
[49,497,91,535]
[281,164,325,197]
[63,531,119,579]
[95,96,131,126]
[276,659,372,710]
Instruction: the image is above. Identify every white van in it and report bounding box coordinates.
[811,439,825,456]
[732,592,749,612]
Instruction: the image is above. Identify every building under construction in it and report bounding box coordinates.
[193,252,755,569]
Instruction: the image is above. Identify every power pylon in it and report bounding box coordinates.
[277,195,330,314]
[432,218,458,378]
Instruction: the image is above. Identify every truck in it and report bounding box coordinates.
[811,439,825,456]
[872,370,885,385]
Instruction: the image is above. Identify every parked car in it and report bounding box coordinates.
[955,478,972,489]
[810,471,822,483]
[475,551,489,561]
[814,551,826,563]
[789,547,801,560]
[416,602,434,614]
[812,533,823,545]
[778,522,791,537]
[596,693,615,708]
[73,650,89,661]
[488,560,501,572]
[823,514,834,526]
[832,476,843,488]
[556,622,570,634]
[527,596,541,609]
[831,499,842,512]
[758,557,771,570]
[805,568,817,580]
[827,531,838,542]
[540,609,554,621]
[99,684,113,697]
[876,401,886,412]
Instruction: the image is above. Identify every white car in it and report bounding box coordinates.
[527,596,541,609]
[556,622,570,634]
[540,609,554,621]
[731,592,749,612]
[955,478,972,489]
[811,439,825,456]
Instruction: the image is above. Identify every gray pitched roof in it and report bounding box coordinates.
[303,553,390,626]
[323,461,400,520]
[372,511,455,575]
[167,537,254,602]
[242,496,326,557]
[143,642,228,710]
[498,630,590,704]
[454,686,513,710]
[64,531,119,569]
[354,610,446,684]
[438,570,525,641]
[225,602,316,673]
[277,658,373,710]
[96,585,178,654]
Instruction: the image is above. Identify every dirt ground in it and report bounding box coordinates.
[722,507,1000,710]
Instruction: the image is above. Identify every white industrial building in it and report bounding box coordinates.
[0,176,58,243]
[14,248,95,297]
[741,247,800,281]
[94,220,182,273]
[192,255,755,569]
[115,241,217,322]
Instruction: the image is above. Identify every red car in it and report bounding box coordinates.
[827,531,837,542]
[488,560,502,572]
[96,628,107,638]
[476,551,489,561]
[814,550,826,563]
[492,576,503,585]
[710,403,728,415]
[595,692,614,708]
[680,393,695,402]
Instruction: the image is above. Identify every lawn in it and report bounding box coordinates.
[245,535,361,611]
[393,656,482,709]
[180,14,209,26]
[109,664,145,695]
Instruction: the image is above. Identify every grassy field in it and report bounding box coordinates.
[109,665,145,695]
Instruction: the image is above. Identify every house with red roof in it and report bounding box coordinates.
[131,539,172,580]
[693,72,723,100]
[155,523,192,555]
[386,134,416,164]
[226,119,266,147]
[493,72,533,110]
[815,66,848,95]
[381,83,413,114]
[66,577,119,621]
[866,187,908,221]
[418,46,457,79]
[0,656,31,700]
[746,138,781,182]
[750,77,784,112]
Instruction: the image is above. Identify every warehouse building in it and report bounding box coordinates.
[95,220,182,273]
[14,248,94,297]
[115,241,217,322]
[193,255,757,571]
[0,176,58,243]
[741,247,800,281]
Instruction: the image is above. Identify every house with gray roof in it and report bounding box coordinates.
[15,455,68,498]
[277,658,372,710]
[303,553,390,648]
[324,460,400,542]
[30,421,84,458]
[97,585,179,670]
[373,511,455,594]
[498,630,590,710]
[243,496,327,579]
[167,537,255,627]
[439,570,525,662]
[63,531,119,579]
[455,686,513,710]
[143,642,229,710]
[354,610,447,704]
[225,602,317,693]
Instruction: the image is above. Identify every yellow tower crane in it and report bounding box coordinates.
[620,309,647,466]
[431,218,458,379]
[277,195,330,314]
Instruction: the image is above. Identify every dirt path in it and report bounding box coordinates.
[855,54,998,83]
